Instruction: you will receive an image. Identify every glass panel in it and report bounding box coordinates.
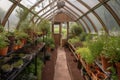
[0,0,12,21]
[62,23,67,39]
[95,5,120,32]
[54,24,59,33]
[34,0,56,12]
[68,0,88,13]
[4,6,20,31]
[65,2,83,15]
[42,7,57,18]
[83,17,95,33]
[64,7,79,18]
[82,0,99,8]
[107,0,120,19]
[79,19,89,33]
[20,0,38,8]
[87,13,103,32]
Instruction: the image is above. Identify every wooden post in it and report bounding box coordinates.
[52,22,54,34]
[67,22,69,40]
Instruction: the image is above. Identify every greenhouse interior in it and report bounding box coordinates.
[0,0,120,80]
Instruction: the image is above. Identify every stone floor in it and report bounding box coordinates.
[54,47,71,80]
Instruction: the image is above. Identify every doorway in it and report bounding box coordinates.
[52,22,69,47]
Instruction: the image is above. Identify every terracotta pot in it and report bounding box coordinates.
[0,47,8,56]
[18,43,24,49]
[21,39,26,44]
[96,72,106,80]
[101,55,112,71]
[13,45,18,50]
[115,62,120,80]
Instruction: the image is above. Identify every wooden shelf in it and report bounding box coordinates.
[0,43,45,80]
[67,42,109,80]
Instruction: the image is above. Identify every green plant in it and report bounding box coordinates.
[68,36,80,44]
[13,59,23,68]
[16,32,29,39]
[0,34,9,48]
[76,47,94,64]
[38,19,50,34]
[107,66,118,80]
[0,24,4,32]
[88,36,105,59]
[70,24,83,37]
[1,64,13,72]
[103,36,120,63]
[45,37,55,48]
[14,39,22,45]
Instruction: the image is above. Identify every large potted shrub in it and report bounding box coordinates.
[0,33,9,56]
[38,19,50,35]
[70,24,83,37]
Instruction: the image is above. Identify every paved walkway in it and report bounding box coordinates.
[54,47,71,80]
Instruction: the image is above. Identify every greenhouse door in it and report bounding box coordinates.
[52,23,61,47]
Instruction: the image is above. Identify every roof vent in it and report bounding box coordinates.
[57,0,65,9]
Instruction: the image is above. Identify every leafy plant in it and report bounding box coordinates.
[70,24,83,37]
[1,64,13,72]
[13,59,23,68]
[76,47,94,64]
[103,36,120,63]
[88,36,105,59]
[38,19,50,34]
[0,33,9,48]
[0,24,4,32]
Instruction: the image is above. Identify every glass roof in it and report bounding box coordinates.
[0,0,120,33]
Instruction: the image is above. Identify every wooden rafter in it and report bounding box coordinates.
[99,0,120,27]
[2,0,21,26]
[30,0,44,10]
[77,0,109,33]
[65,0,97,32]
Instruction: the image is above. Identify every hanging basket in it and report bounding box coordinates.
[57,1,65,9]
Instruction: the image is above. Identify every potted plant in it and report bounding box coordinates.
[16,31,29,45]
[13,59,24,69]
[0,34,9,56]
[1,64,13,72]
[0,24,4,33]
[13,39,22,50]
[70,24,83,37]
[76,47,94,64]
[103,36,120,79]
[38,19,50,35]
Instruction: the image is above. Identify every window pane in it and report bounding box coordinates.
[68,0,88,13]
[87,13,103,32]
[107,0,120,19]
[79,19,89,33]
[95,6,120,32]
[82,0,99,8]
[5,6,20,31]
[83,17,95,33]
[65,2,83,16]
[20,0,38,8]
[0,0,12,21]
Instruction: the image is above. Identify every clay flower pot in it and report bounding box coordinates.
[115,62,120,80]
[0,47,8,56]
[96,72,106,80]
[101,55,112,72]
[13,45,19,51]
